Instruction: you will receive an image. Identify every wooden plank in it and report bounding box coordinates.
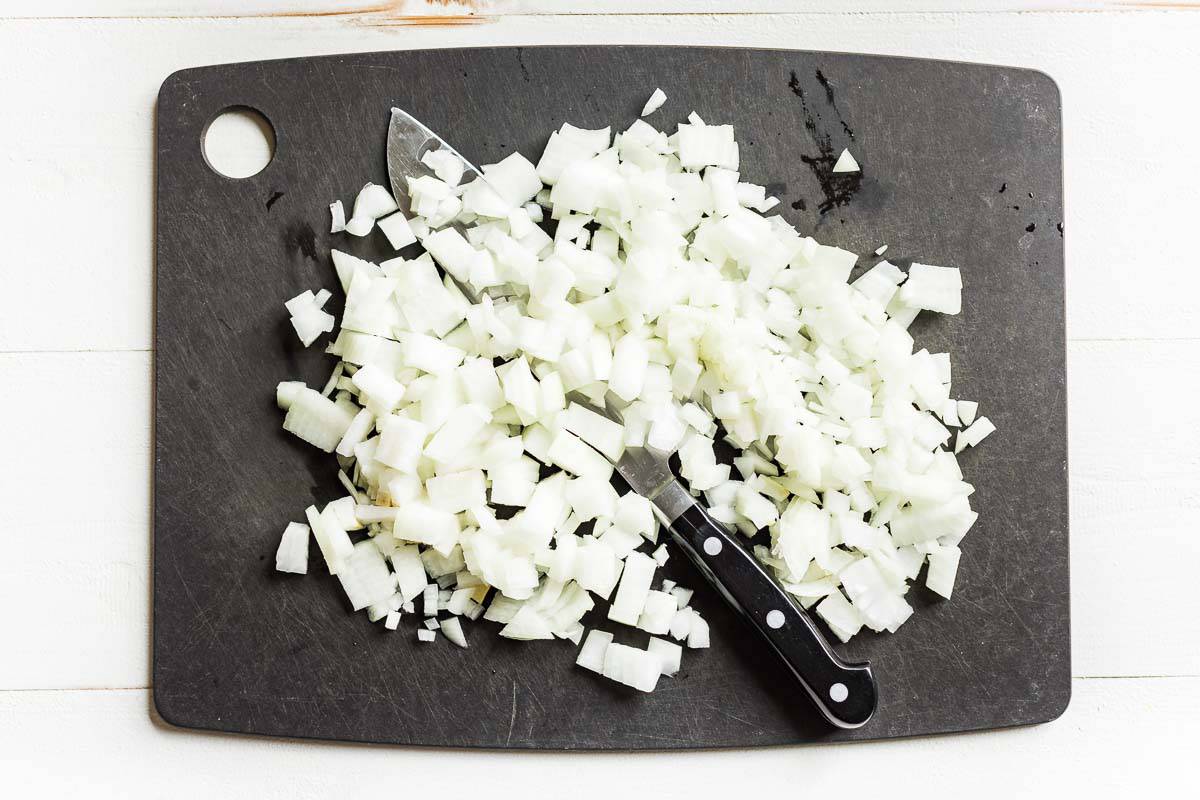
[1068,340,1200,677]
[1,12,1199,352]
[1,2,1156,21]
[0,352,151,690]
[1,339,1195,691]
[1,679,1195,795]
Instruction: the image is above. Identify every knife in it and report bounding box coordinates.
[386,108,878,729]
[608,442,878,729]
[386,107,482,226]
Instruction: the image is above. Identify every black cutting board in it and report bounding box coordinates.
[154,46,1069,748]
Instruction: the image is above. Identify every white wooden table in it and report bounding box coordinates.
[2,2,1196,796]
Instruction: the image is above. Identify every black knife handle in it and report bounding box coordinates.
[669,503,878,729]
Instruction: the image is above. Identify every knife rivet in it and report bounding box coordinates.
[766,609,785,629]
[830,683,849,703]
[703,537,723,556]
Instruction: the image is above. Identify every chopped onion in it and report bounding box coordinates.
[575,628,613,673]
[647,636,682,676]
[640,87,667,117]
[329,200,347,233]
[274,96,997,691]
[957,399,979,426]
[925,545,962,598]
[275,522,309,574]
[352,182,400,221]
[285,290,335,347]
[377,211,417,250]
[955,415,995,453]
[637,589,678,634]
[607,551,655,626]
[440,616,469,648]
[832,148,860,173]
[601,642,662,692]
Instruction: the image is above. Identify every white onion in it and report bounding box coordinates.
[601,641,662,692]
[637,590,678,635]
[640,88,667,117]
[647,636,682,676]
[274,522,310,574]
[329,200,347,234]
[272,98,995,692]
[377,211,417,250]
[284,290,335,347]
[575,628,613,673]
[607,551,656,626]
[439,616,469,648]
[925,545,962,598]
[832,148,860,173]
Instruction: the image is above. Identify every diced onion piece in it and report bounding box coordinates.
[337,539,396,611]
[427,469,487,513]
[677,122,738,170]
[686,612,710,649]
[482,152,543,207]
[816,591,864,643]
[561,402,625,461]
[283,388,355,452]
[424,404,491,463]
[576,628,613,673]
[376,415,427,473]
[831,148,860,173]
[276,381,304,410]
[344,215,374,237]
[637,590,678,635]
[275,522,310,574]
[607,551,656,626]
[547,430,614,481]
[955,416,996,453]
[440,616,469,648]
[352,182,399,221]
[899,263,963,315]
[640,88,667,117]
[377,211,417,250]
[329,200,346,233]
[500,605,555,640]
[389,544,428,602]
[926,545,962,599]
[601,642,662,692]
[394,501,461,555]
[421,148,466,187]
[417,628,436,642]
[957,400,979,426]
[646,636,682,676]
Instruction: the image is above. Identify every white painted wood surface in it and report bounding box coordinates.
[1,3,1196,795]
[3,680,1197,798]
[10,2,1170,20]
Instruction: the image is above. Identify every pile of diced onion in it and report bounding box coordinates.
[274,90,995,693]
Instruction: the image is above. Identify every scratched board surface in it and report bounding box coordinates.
[154,47,1069,748]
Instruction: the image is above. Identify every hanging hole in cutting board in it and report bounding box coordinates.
[202,106,276,179]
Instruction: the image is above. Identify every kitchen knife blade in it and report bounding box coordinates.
[386,107,483,214]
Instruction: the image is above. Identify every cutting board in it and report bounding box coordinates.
[154,46,1069,748]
